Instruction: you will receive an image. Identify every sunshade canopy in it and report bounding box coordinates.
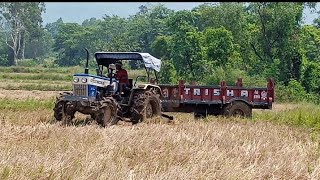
[94,52,162,72]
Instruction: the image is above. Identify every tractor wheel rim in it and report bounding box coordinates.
[233,109,244,116]
[146,103,153,118]
[104,106,113,123]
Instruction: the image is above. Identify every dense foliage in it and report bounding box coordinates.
[0,2,320,102]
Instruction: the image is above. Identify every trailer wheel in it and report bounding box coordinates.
[96,98,118,127]
[131,90,161,124]
[223,101,252,118]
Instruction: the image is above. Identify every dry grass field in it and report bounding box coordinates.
[0,89,319,179]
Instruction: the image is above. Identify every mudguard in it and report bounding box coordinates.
[136,83,164,98]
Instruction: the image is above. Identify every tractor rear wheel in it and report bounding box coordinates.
[130,90,161,124]
[222,101,252,118]
[96,98,118,127]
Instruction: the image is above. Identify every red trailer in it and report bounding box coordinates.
[159,78,275,118]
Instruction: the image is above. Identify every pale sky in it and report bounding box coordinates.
[41,2,319,25]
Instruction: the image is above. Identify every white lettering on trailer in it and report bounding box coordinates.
[241,90,248,97]
[194,88,201,96]
[184,88,190,95]
[172,88,178,98]
[213,89,220,96]
[205,89,209,96]
[162,88,169,98]
[261,91,267,100]
[254,90,260,99]
[227,90,234,97]
[254,94,261,99]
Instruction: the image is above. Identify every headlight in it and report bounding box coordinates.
[73,77,79,83]
[81,78,87,83]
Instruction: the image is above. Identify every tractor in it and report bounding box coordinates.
[53,49,169,127]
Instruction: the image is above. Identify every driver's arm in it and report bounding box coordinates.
[123,70,128,80]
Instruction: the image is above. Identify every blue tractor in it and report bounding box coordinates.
[53,49,166,127]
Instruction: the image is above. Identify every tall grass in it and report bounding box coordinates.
[0,98,54,111]
[254,103,320,132]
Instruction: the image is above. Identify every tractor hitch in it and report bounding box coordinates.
[161,113,174,120]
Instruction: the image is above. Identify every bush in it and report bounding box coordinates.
[275,79,320,104]
[202,66,266,87]
[159,60,178,84]
[17,59,39,67]
[0,54,9,66]
[42,57,59,68]
[79,58,98,69]
[254,102,320,131]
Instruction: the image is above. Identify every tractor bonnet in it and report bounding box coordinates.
[94,52,162,72]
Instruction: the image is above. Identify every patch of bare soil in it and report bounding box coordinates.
[0,89,71,100]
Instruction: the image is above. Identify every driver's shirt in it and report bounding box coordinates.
[116,68,129,85]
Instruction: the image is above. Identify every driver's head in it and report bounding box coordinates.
[115,61,123,70]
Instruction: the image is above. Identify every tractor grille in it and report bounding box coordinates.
[73,84,88,96]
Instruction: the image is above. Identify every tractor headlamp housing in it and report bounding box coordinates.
[73,77,79,83]
[81,78,87,83]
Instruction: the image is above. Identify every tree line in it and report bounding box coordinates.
[1,2,320,98]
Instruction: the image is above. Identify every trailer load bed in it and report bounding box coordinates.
[159,78,275,118]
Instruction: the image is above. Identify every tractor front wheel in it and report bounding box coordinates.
[53,100,75,125]
[53,100,64,121]
[96,98,118,127]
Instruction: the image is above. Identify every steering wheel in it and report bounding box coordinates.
[107,72,117,78]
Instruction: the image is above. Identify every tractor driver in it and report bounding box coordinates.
[115,61,129,87]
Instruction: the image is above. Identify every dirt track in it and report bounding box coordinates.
[0,89,71,100]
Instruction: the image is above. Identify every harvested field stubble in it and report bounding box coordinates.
[0,111,320,179]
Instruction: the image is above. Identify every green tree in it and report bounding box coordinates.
[82,17,101,27]
[45,17,64,40]
[54,23,85,66]
[0,2,45,65]
[202,27,237,67]
[24,29,53,60]
[150,35,171,59]
[128,4,173,52]
[299,25,320,62]
[247,2,305,82]
[166,11,207,82]
[158,59,178,84]
[301,61,320,93]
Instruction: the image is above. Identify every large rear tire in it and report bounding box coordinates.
[223,101,252,118]
[130,90,161,124]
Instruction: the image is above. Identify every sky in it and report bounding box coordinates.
[41,2,320,26]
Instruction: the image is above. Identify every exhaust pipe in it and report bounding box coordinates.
[84,48,89,74]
